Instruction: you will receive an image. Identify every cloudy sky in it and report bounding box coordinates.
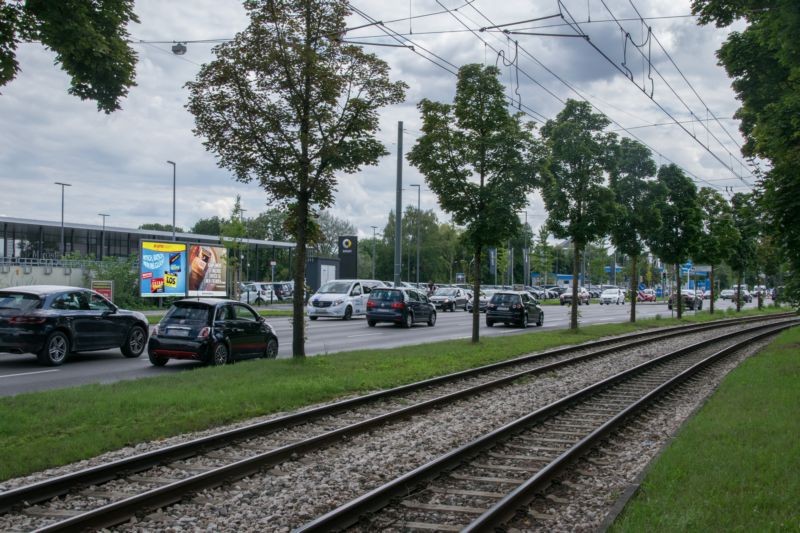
[0,0,754,239]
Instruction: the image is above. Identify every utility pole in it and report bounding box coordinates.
[98,213,109,260]
[371,225,378,279]
[54,182,71,258]
[394,121,403,287]
[166,161,176,241]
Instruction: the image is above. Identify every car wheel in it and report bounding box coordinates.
[149,351,168,366]
[536,312,544,327]
[212,343,229,366]
[368,320,376,327]
[343,306,353,321]
[486,319,494,327]
[463,303,467,311]
[121,325,147,358]
[38,331,69,366]
[560,301,565,306]
[309,316,318,321]
[427,311,437,327]
[521,312,528,328]
[264,337,278,359]
[402,311,413,329]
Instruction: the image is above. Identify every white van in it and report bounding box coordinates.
[307,279,385,320]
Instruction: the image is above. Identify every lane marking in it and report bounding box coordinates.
[0,369,60,379]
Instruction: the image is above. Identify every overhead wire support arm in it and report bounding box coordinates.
[479,13,561,32]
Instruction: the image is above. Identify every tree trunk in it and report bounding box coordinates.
[709,266,715,314]
[292,196,308,357]
[675,263,683,319]
[570,242,580,329]
[471,245,482,343]
[736,271,743,312]
[629,255,637,323]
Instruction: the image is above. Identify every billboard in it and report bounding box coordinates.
[188,244,228,297]
[140,241,187,297]
[338,235,358,278]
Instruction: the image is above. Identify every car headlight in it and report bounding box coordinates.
[333,299,344,306]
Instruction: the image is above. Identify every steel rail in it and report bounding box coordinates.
[2,313,784,515]
[296,320,798,532]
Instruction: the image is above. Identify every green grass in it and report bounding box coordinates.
[0,306,791,482]
[611,325,800,532]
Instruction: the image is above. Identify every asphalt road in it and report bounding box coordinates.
[0,299,763,397]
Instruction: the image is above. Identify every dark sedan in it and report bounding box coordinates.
[429,287,469,312]
[486,291,544,328]
[0,285,149,366]
[148,298,278,366]
[366,287,436,328]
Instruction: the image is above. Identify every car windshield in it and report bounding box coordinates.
[601,290,618,296]
[0,292,42,311]
[164,303,211,323]
[317,281,352,294]
[370,289,403,301]
[491,293,521,305]
[434,288,457,296]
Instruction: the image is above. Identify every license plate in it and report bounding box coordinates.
[169,329,191,337]
[497,306,508,311]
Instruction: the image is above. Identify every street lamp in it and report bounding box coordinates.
[166,161,176,241]
[98,213,109,260]
[410,184,421,285]
[54,182,72,257]
[371,225,378,279]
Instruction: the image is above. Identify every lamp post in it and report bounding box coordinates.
[371,225,378,279]
[410,184,421,285]
[54,182,72,257]
[166,161,176,241]
[98,213,109,260]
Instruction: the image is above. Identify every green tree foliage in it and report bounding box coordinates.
[692,0,800,303]
[530,226,553,285]
[83,254,140,309]
[407,64,542,342]
[609,138,658,323]
[540,99,617,329]
[190,216,224,236]
[248,209,289,242]
[647,164,702,319]
[186,0,407,356]
[220,196,247,295]
[695,188,737,313]
[728,192,759,311]
[310,210,355,258]
[138,223,184,234]
[0,0,138,113]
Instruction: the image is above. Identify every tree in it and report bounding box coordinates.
[190,216,224,236]
[646,164,702,319]
[693,1,800,304]
[220,196,247,296]
[248,209,289,241]
[694,187,737,313]
[1,0,138,113]
[310,210,355,258]
[540,99,617,329]
[728,192,759,312]
[186,0,407,357]
[407,64,542,342]
[139,223,184,234]
[609,138,658,323]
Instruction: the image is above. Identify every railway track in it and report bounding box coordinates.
[0,313,794,531]
[297,320,798,532]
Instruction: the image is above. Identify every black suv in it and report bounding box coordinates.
[366,287,436,328]
[486,291,544,328]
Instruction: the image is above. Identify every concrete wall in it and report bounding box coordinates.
[0,265,86,289]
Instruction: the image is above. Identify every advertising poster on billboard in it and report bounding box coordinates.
[188,244,228,297]
[140,241,187,297]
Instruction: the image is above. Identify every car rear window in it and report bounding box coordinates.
[370,289,403,302]
[0,292,42,311]
[163,304,211,323]
[491,293,521,305]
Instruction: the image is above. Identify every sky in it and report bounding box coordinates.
[0,0,755,240]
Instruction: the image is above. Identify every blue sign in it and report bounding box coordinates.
[639,282,646,290]
[140,241,188,297]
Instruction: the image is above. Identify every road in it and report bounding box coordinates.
[0,299,762,397]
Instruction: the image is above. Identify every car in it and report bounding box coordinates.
[270,282,293,301]
[366,287,436,328]
[732,288,753,303]
[486,291,544,328]
[599,288,625,305]
[429,287,469,311]
[703,289,713,300]
[148,298,278,366]
[467,289,499,312]
[637,289,656,302]
[307,279,385,320]
[720,289,735,300]
[560,287,591,306]
[668,289,703,310]
[0,285,149,366]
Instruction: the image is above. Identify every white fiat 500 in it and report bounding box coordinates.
[306,279,385,320]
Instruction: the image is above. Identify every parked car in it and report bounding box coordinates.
[720,289,735,300]
[668,289,703,310]
[486,291,544,328]
[429,287,469,311]
[560,287,591,306]
[467,289,499,312]
[307,279,385,320]
[148,298,278,366]
[703,289,713,300]
[271,282,293,301]
[637,289,656,302]
[366,287,436,328]
[599,288,625,305]
[732,288,753,303]
[0,285,149,366]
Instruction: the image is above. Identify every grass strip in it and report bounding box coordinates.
[0,306,790,482]
[610,324,800,532]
